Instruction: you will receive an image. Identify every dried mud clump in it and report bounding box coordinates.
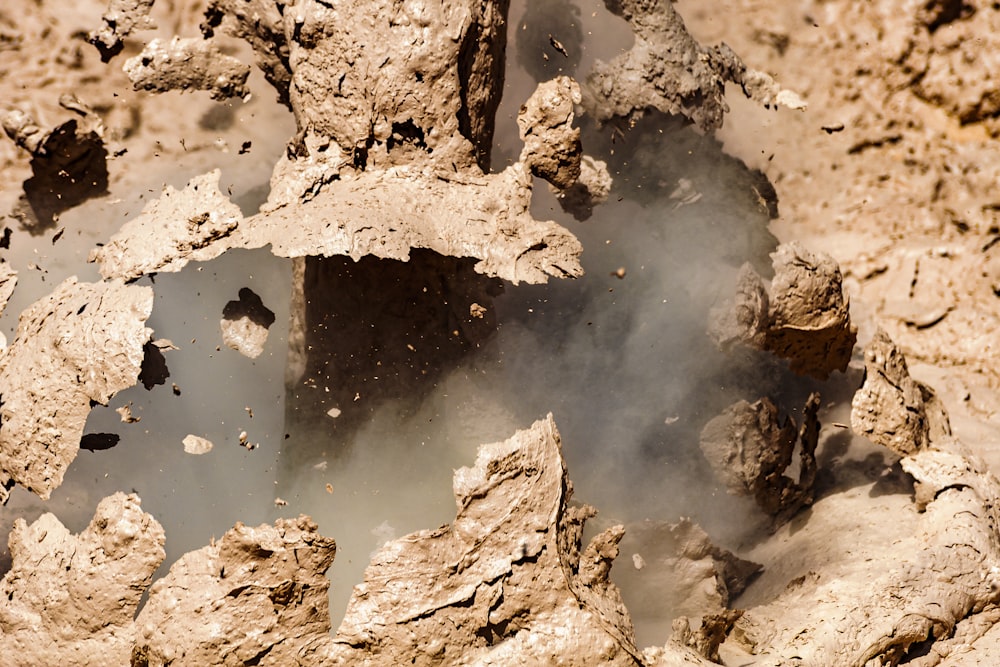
[88,0,156,62]
[329,415,647,666]
[766,242,857,378]
[0,259,17,321]
[851,328,952,457]
[220,287,275,359]
[707,263,770,351]
[0,277,153,502]
[709,242,857,379]
[672,609,744,664]
[0,493,165,666]
[90,169,243,281]
[585,0,804,130]
[699,393,820,522]
[517,76,583,189]
[133,516,336,666]
[125,37,252,101]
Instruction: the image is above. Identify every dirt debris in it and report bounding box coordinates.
[672,609,744,664]
[133,515,335,665]
[733,436,1000,666]
[181,434,213,455]
[90,169,242,281]
[699,392,820,522]
[124,37,251,101]
[88,0,156,62]
[117,402,140,423]
[766,242,857,378]
[724,338,1000,664]
[0,277,153,502]
[138,339,171,390]
[109,1,585,285]
[0,493,164,666]
[852,328,952,457]
[708,263,770,351]
[709,242,857,379]
[79,433,121,452]
[220,286,275,359]
[244,163,584,284]
[555,154,613,221]
[517,75,583,189]
[584,0,804,131]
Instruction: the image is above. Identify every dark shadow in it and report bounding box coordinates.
[80,432,121,452]
[12,119,109,234]
[222,287,276,329]
[280,249,503,473]
[139,341,170,390]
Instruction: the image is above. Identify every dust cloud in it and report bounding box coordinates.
[274,0,842,633]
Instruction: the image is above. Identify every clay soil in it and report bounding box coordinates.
[1,0,1000,665]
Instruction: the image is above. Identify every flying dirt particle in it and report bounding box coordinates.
[274,497,287,507]
[664,416,679,425]
[326,407,341,419]
[80,433,121,452]
[245,406,253,418]
[612,267,626,279]
[172,383,181,396]
[469,302,487,318]
[52,227,65,244]
[325,483,333,494]
[116,403,140,423]
[631,554,645,570]
[548,34,569,58]
[182,434,213,455]
[313,461,328,471]
[821,123,845,134]
[239,141,252,154]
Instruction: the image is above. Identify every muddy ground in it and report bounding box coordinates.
[0,0,999,665]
